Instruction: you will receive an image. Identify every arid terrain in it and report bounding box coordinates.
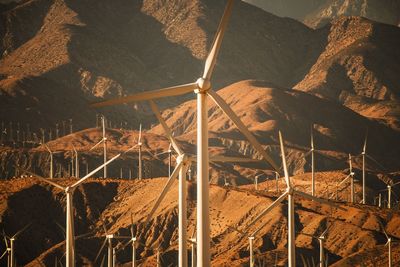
[0,0,399,266]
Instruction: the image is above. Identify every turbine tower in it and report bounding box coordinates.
[137,124,142,180]
[91,1,279,265]
[241,132,343,267]
[361,132,367,204]
[43,143,54,179]
[90,115,108,178]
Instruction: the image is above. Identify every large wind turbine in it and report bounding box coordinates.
[240,132,343,267]
[91,1,279,265]
[90,115,108,178]
[26,155,121,267]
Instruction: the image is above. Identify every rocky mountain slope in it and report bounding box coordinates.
[1,176,399,266]
[245,0,400,28]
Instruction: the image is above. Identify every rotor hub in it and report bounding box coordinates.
[196,78,211,92]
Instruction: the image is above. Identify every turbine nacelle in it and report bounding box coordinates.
[195,78,211,93]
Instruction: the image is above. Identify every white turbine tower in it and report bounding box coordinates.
[90,115,108,178]
[43,143,54,179]
[361,132,367,204]
[241,131,343,267]
[26,155,120,267]
[381,181,400,209]
[91,1,280,265]
[311,126,315,196]
[72,145,79,178]
[2,224,31,267]
[137,124,142,180]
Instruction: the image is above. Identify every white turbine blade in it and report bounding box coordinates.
[242,191,289,233]
[378,220,389,239]
[363,130,368,154]
[72,144,77,154]
[300,232,318,239]
[70,153,121,188]
[278,131,291,188]
[148,100,183,155]
[3,236,8,249]
[0,250,7,260]
[293,190,346,210]
[12,223,32,239]
[207,90,278,171]
[43,143,52,153]
[95,238,108,263]
[310,125,314,150]
[303,149,312,158]
[209,155,261,163]
[138,123,142,144]
[124,144,139,154]
[338,174,351,187]
[90,139,104,151]
[145,161,183,224]
[202,0,234,80]
[90,83,197,108]
[36,176,65,190]
[392,181,400,187]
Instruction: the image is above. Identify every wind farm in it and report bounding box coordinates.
[1,0,400,266]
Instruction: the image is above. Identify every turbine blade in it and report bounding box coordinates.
[279,131,290,188]
[36,176,65,190]
[90,83,197,108]
[124,144,139,154]
[293,190,346,210]
[43,143,52,153]
[130,212,134,238]
[310,125,314,150]
[338,174,351,187]
[0,250,7,260]
[138,123,142,143]
[148,100,183,156]
[70,153,121,188]
[95,238,108,263]
[100,254,105,267]
[207,90,278,171]
[300,232,318,239]
[209,155,260,163]
[378,220,389,239]
[90,139,104,151]
[12,223,32,239]
[202,0,234,80]
[3,236,8,249]
[145,161,183,224]
[242,191,288,233]
[363,130,368,154]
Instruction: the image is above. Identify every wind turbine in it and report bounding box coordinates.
[381,181,400,209]
[310,126,315,196]
[23,155,121,267]
[240,131,343,267]
[378,220,400,267]
[43,143,54,179]
[90,115,108,178]
[249,236,255,267]
[91,1,279,265]
[336,155,355,203]
[2,224,31,267]
[300,224,331,267]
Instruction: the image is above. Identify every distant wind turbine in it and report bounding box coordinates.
[2,224,31,267]
[23,155,121,267]
[241,131,343,267]
[43,143,54,179]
